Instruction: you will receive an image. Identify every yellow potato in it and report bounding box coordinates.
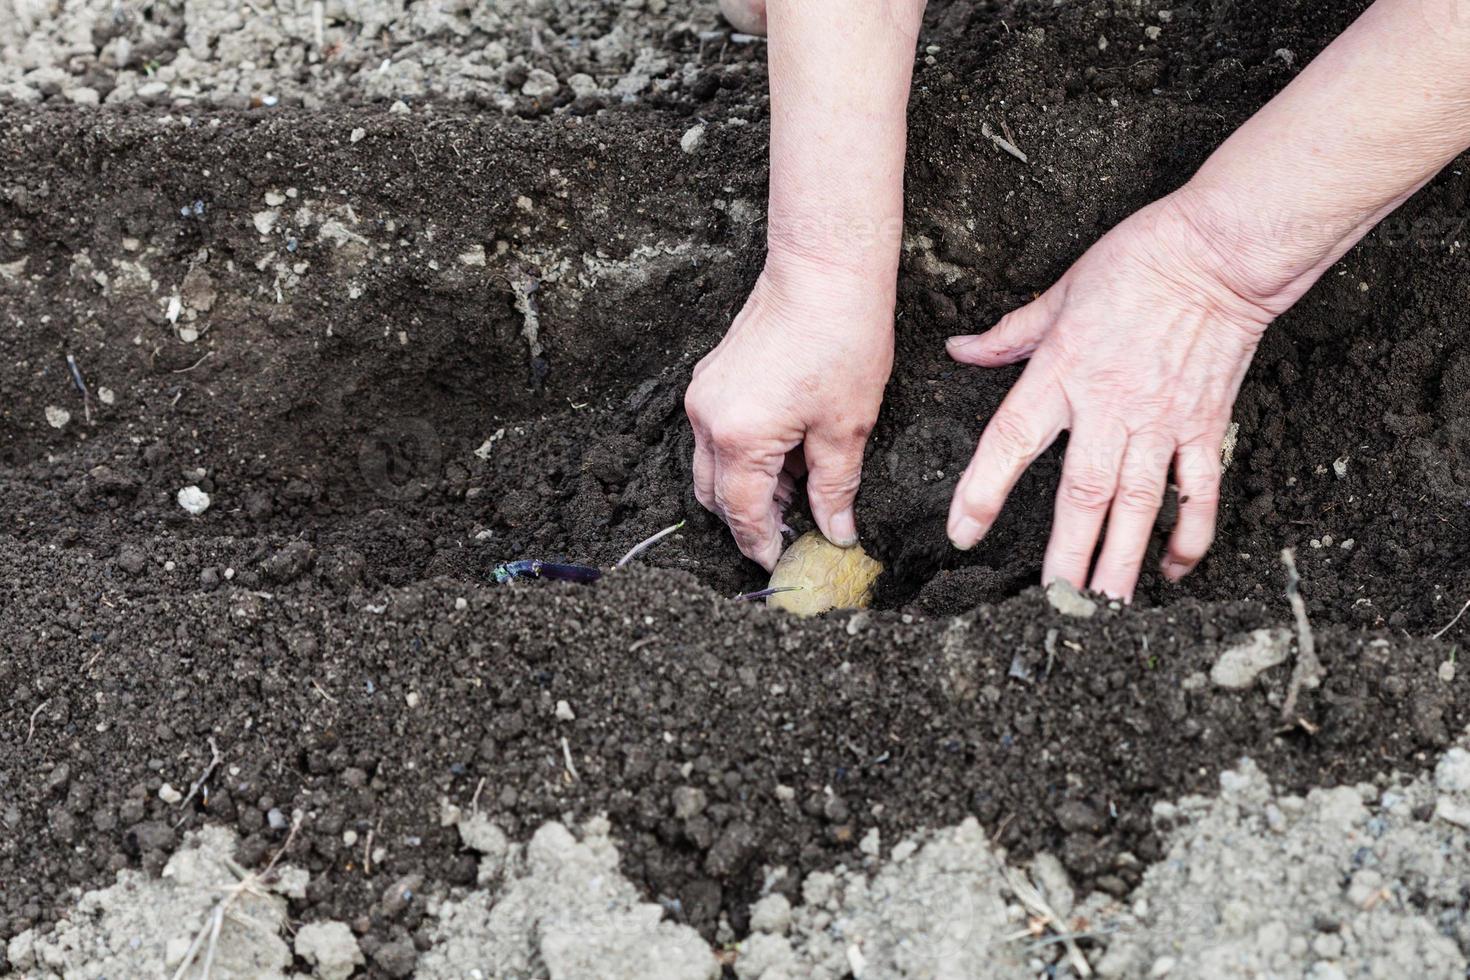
[766,531,884,616]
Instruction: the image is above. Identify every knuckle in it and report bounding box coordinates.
[1179,450,1224,487]
[1116,478,1165,514]
[1179,485,1221,511]
[986,412,1040,464]
[707,420,756,451]
[808,459,863,497]
[1061,472,1114,512]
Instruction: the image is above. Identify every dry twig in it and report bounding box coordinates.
[175,737,223,828]
[26,700,49,743]
[615,520,685,568]
[999,865,1092,977]
[169,813,301,980]
[1432,596,1470,641]
[1279,548,1323,724]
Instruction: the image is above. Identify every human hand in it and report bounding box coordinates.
[685,259,895,570]
[944,189,1288,600]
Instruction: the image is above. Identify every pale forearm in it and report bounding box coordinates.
[1184,0,1470,308]
[765,0,927,286]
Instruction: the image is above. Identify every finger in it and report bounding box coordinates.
[947,369,1068,549]
[946,292,1058,368]
[692,432,717,514]
[1089,433,1174,601]
[804,423,870,546]
[1162,436,1224,581]
[718,0,767,35]
[712,443,785,571]
[1042,420,1126,589]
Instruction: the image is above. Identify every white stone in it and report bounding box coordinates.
[1436,748,1470,794]
[521,68,560,99]
[44,405,71,429]
[1045,579,1097,618]
[680,123,707,155]
[176,486,211,515]
[158,783,183,804]
[749,894,792,934]
[295,921,364,980]
[1210,628,1292,688]
[555,700,575,721]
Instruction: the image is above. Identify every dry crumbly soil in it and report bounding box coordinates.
[2,0,1470,976]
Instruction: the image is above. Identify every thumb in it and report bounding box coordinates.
[804,427,867,547]
[947,293,1057,367]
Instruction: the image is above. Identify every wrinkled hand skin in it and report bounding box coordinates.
[945,188,1285,602]
[685,260,894,570]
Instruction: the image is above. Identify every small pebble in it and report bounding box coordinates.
[158,783,182,804]
[1045,579,1097,619]
[177,486,212,515]
[521,68,560,99]
[680,123,707,154]
[555,699,575,721]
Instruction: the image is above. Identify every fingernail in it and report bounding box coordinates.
[946,335,979,350]
[948,516,985,550]
[828,509,858,547]
[1161,558,1188,581]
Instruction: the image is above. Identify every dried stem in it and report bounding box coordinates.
[1279,548,1323,724]
[615,520,685,568]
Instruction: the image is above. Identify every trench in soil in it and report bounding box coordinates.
[2,32,1469,955]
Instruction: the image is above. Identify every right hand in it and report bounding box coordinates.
[685,258,895,570]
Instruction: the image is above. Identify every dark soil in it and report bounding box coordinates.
[2,0,1468,972]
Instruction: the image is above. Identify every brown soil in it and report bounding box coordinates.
[2,0,1468,972]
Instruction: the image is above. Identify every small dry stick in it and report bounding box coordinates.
[615,520,685,568]
[66,354,93,423]
[1279,548,1323,724]
[1432,596,1470,641]
[172,350,215,373]
[170,813,301,980]
[26,700,49,743]
[561,736,580,782]
[175,737,223,828]
[981,121,1029,164]
[999,865,1092,978]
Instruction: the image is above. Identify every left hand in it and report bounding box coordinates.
[944,187,1287,601]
